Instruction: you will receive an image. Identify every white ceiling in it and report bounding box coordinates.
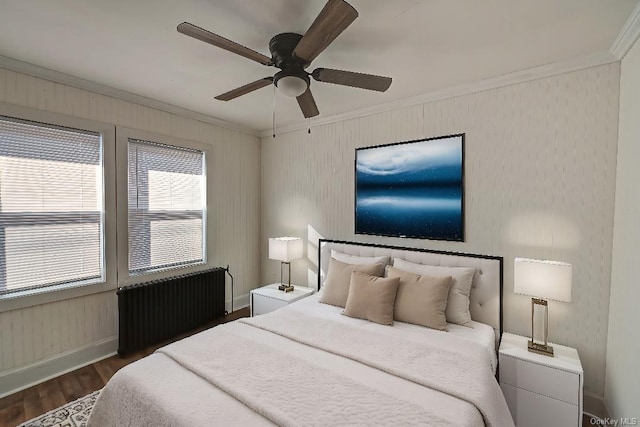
[0,0,637,133]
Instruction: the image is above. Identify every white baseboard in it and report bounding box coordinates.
[584,391,610,420]
[225,292,249,314]
[0,336,118,399]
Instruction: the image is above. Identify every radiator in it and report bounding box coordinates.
[117,268,226,356]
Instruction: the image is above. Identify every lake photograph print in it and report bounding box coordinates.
[355,134,464,241]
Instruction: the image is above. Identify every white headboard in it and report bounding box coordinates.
[318,239,503,346]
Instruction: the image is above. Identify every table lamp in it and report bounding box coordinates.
[269,237,303,292]
[514,257,572,357]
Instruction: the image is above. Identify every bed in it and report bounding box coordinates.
[88,239,513,426]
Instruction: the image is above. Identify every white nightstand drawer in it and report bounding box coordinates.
[501,383,579,427]
[252,295,288,316]
[500,354,579,405]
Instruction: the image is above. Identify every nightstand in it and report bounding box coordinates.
[250,284,314,316]
[499,332,583,427]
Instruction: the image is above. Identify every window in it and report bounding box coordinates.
[127,139,206,274]
[0,116,104,295]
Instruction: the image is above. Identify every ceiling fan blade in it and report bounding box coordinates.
[177,22,273,66]
[293,0,358,66]
[215,77,273,101]
[312,68,392,92]
[296,88,319,118]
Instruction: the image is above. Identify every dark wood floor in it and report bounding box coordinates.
[0,308,250,427]
[1,306,599,427]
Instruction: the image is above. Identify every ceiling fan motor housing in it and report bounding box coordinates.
[269,32,304,69]
[270,33,310,94]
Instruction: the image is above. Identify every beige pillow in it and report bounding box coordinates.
[320,257,385,307]
[342,272,400,325]
[392,258,475,327]
[386,266,452,331]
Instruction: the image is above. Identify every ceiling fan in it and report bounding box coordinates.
[177,0,392,119]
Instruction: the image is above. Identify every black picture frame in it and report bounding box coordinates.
[354,133,465,241]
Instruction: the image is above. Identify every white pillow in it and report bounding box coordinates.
[392,258,475,327]
[331,250,390,267]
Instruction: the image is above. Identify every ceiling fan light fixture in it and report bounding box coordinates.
[275,74,308,97]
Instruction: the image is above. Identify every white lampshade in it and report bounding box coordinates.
[269,237,303,262]
[514,258,572,302]
[276,75,308,97]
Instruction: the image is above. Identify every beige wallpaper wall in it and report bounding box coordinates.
[0,68,261,375]
[261,63,620,396]
[605,38,640,418]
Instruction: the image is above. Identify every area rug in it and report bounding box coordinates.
[18,390,100,427]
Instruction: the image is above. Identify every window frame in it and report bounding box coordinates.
[0,103,117,313]
[116,127,212,286]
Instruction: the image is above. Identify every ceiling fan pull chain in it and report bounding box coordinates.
[308,117,311,134]
[272,84,276,138]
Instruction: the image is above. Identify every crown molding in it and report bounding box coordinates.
[0,55,259,137]
[0,44,622,141]
[259,50,618,138]
[610,1,640,60]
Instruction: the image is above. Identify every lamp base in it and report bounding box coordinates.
[278,284,294,293]
[527,340,554,357]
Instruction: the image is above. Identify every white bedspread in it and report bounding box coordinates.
[291,293,498,372]
[240,308,512,426]
[89,298,513,426]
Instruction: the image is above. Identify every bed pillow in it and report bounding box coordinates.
[386,266,452,331]
[342,271,400,325]
[331,250,390,266]
[320,258,385,307]
[392,258,475,327]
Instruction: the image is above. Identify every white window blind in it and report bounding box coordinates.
[128,139,205,274]
[0,116,104,295]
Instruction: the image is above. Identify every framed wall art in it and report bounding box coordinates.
[355,133,464,241]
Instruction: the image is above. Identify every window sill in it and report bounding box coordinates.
[0,280,118,313]
[128,261,206,278]
[0,263,215,313]
[120,262,213,287]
